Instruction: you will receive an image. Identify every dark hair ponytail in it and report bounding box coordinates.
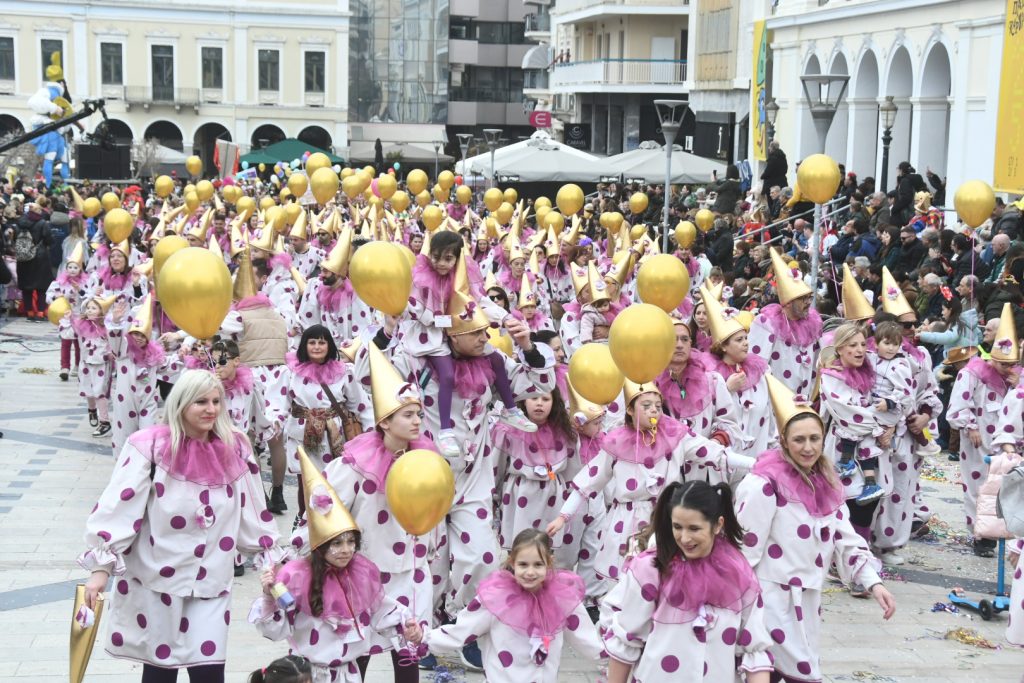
[248,655,312,683]
[651,480,744,575]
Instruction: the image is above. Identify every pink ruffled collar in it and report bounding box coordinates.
[276,554,384,629]
[708,351,768,392]
[452,354,496,399]
[233,293,273,311]
[269,251,293,272]
[316,277,354,311]
[603,416,688,465]
[126,333,166,368]
[866,336,925,364]
[222,364,254,398]
[493,421,570,468]
[57,270,86,289]
[656,351,713,419]
[758,303,822,347]
[752,448,844,517]
[821,360,875,395]
[286,351,346,385]
[71,316,105,340]
[477,568,584,640]
[577,432,604,465]
[554,364,569,400]
[129,424,249,486]
[563,301,582,319]
[342,431,436,490]
[963,357,1010,393]
[98,265,130,292]
[413,253,455,312]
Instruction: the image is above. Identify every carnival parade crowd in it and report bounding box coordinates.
[2,142,1024,683]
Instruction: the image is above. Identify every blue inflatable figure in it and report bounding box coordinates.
[27,51,73,186]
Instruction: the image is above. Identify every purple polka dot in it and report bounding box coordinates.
[767,544,783,559]
[796,524,811,539]
[219,537,234,551]
[200,640,216,656]
[111,632,123,646]
[498,650,514,667]
[170,516,186,529]
[771,628,786,643]
[120,488,135,501]
[155,644,171,660]
[661,655,680,672]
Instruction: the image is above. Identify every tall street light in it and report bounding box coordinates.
[654,99,689,253]
[878,96,898,193]
[765,97,780,143]
[483,128,502,189]
[432,139,443,180]
[799,72,848,303]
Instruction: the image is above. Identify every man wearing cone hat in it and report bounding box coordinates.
[250,224,302,345]
[297,226,374,343]
[287,208,326,279]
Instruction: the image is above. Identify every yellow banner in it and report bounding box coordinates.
[994,0,1024,192]
[751,20,768,162]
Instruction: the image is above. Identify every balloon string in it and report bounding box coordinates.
[396,534,422,667]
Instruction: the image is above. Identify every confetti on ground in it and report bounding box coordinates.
[920,463,948,482]
[943,627,1001,650]
[847,673,899,682]
[913,515,973,553]
[932,602,961,615]
[429,664,467,683]
[880,568,906,582]
[18,367,46,374]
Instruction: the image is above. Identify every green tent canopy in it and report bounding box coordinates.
[240,138,344,166]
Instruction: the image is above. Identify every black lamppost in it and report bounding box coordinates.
[765,97,780,143]
[879,95,898,193]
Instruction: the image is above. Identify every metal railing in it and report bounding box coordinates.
[125,86,200,106]
[735,197,846,248]
[556,0,689,13]
[525,13,551,32]
[552,58,687,87]
[523,71,550,89]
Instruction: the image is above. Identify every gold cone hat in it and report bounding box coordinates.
[229,218,248,258]
[233,247,259,301]
[320,227,354,275]
[189,207,214,242]
[134,259,153,279]
[568,379,606,426]
[70,186,86,214]
[562,215,581,246]
[339,338,362,363]
[453,247,471,296]
[841,263,875,321]
[484,271,499,292]
[880,267,915,318]
[518,274,538,309]
[570,264,589,296]
[298,446,359,551]
[506,234,525,263]
[769,247,812,305]
[69,583,104,683]
[249,223,278,254]
[702,284,744,346]
[110,239,130,257]
[766,373,820,437]
[289,208,309,241]
[368,343,422,425]
[991,302,1021,362]
[128,292,154,338]
[544,226,560,258]
[623,378,661,407]
[448,289,490,336]
[607,251,633,287]
[207,233,225,262]
[94,294,118,314]
[528,247,541,276]
[702,280,724,303]
[290,267,307,297]
[67,241,85,267]
[587,261,610,304]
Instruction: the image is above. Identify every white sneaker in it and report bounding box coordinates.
[499,406,538,432]
[881,551,905,566]
[436,429,461,459]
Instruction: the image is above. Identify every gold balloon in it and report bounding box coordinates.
[103,208,133,243]
[377,173,398,200]
[259,196,276,211]
[438,170,455,191]
[265,205,286,232]
[236,196,255,216]
[599,212,611,231]
[279,188,293,203]
[154,175,174,198]
[194,179,213,202]
[283,202,302,226]
[556,183,585,216]
[606,211,624,233]
[675,221,696,248]
[629,192,649,215]
[101,192,120,212]
[157,247,232,338]
[407,169,429,195]
[416,190,431,207]
[396,243,417,269]
[495,202,514,225]
[153,234,188,278]
[349,241,413,316]
[534,196,551,210]
[342,174,363,200]
[390,190,411,213]
[305,152,331,175]
[484,188,503,212]
[954,180,997,229]
[637,254,690,312]
[544,211,565,232]
[609,303,675,383]
[503,188,518,205]
[385,449,455,536]
[695,209,715,233]
[82,197,101,218]
[185,191,200,213]
[422,205,444,232]
[47,296,71,325]
[311,167,340,205]
[630,224,647,241]
[487,327,514,357]
[796,153,841,204]
[535,205,551,226]
[432,184,448,203]
[184,183,196,196]
[287,173,308,198]
[456,185,472,206]
[362,165,376,177]
[568,343,625,405]
[185,155,203,177]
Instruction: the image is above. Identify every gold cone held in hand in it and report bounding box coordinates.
[766,373,820,437]
[128,292,155,338]
[841,263,875,321]
[70,583,104,683]
[298,446,359,551]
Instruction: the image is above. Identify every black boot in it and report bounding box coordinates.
[269,485,288,515]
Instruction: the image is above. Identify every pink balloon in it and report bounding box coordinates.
[388,168,395,175]
[371,177,381,197]
[455,175,464,186]
[222,177,235,186]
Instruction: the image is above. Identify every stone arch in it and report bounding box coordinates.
[298,125,332,152]
[915,40,952,182]
[143,120,184,151]
[193,122,232,177]
[250,123,286,149]
[881,44,914,190]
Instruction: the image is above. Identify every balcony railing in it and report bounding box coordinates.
[124,86,200,110]
[525,13,551,32]
[552,59,686,88]
[524,71,550,90]
[555,0,689,15]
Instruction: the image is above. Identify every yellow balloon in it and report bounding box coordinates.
[557,183,585,216]
[535,205,551,227]
[609,303,675,383]
[407,169,429,195]
[432,184,448,203]
[503,188,518,205]
[311,167,340,205]
[396,243,417,269]
[796,153,840,204]
[103,208,134,243]
[47,296,71,325]
[342,174,363,200]
[422,205,444,232]
[195,180,214,202]
[287,173,308,198]
[265,205,286,233]
[82,197,102,218]
[258,163,266,173]
[385,449,455,536]
[487,327,514,358]
[340,167,354,178]
[416,190,431,208]
[456,185,472,206]
[101,192,120,212]
[184,183,196,196]
[484,188,503,213]
[544,211,565,232]
[695,209,715,233]
[637,254,690,312]
[534,196,551,210]
[495,202,514,225]
[390,190,411,213]
[629,192,649,215]
[377,174,398,201]
[157,247,232,338]
[349,241,413,316]
[568,343,625,405]
[152,234,189,278]
[674,221,696,249]
[154,175,174,198]
[954,180,997,229]
[236,196,255,216]
[283,202,302,226]
[185,191,200,213]
[362,165,376,177]
[599,212,611,231]
[630,224,647,241]
[438,170,455,191]
[305,152,331,176]
[185,155,203,177]
[607,212,624,234]
[259,196,276,211]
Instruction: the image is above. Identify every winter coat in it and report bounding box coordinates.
[708,178,742,215]
[896,237,927,274]
[14,214,53,291]
[760,149,788,196]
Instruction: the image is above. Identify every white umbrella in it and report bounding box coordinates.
[456,130,604,183]
[606,141,727,185]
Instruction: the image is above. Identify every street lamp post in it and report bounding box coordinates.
[878,96,898,193]
[654,99,689,253]
[765,97,780,144]
[483,128,502,189]
[799,73,849,304]
[432,140,443,180]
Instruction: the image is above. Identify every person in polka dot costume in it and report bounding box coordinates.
[296,228,374,346]
[71,294,115,436]
[736,374,895,683]
[79,370,289,682]
[251,236,303,347]
[558,263,590,357]
[84,239,148,307]
[47,241,89,380]
[287,215,327,280]
[1007,538,1024,647]
[600,480,774,683]
[406,529,603,682]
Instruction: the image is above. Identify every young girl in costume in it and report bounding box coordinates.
[47,242,88,381]
[71,294,115,438]
[248,655,312,683]
[251,448,412,683]
[600,480,773,683]
[578,263,613,344]
[405,529,603,682]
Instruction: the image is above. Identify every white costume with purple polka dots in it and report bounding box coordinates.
[290,246,326,279]
[106,322,176,456]
[1007,538,1024,647]
[76,320,112,401]
[819,372,893,501]
[716,370,777,461]
[747,311,820,398]
[263,264,302,340]
[296,278,374,345]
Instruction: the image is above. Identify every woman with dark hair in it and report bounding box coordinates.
[736,375,895,683]
[878,226,902,271]
[709,165,743,216]
[600,480,773,683]
[918,294,980,357]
